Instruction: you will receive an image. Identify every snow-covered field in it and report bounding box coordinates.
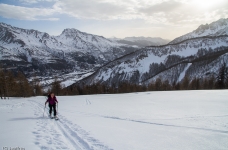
[0,90,228,150]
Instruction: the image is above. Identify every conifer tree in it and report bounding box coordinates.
[0,68,7,99]
[17,72,33,97]
[216,63,227,89]
[0,68,3,99]
[162,80,171,91]
[181,76,189,90]
[175,82,180,90]
[148,81,155,91]
[208,76,215,89]
[51,77,62,95]
[32,75,43,96]
[155,78,162,91]
[225,76,228,89]
[5,71,17,97]
[202,78,209,89]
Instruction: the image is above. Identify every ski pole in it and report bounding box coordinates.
[43,104,46,117]
[57,103,58,115]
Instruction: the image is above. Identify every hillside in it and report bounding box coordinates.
[111,36,170,47]
[75,18,228,87]
[169,18,228,44]
[0,23,137,77]
[0,23,140,88]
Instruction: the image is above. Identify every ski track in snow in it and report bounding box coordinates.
[29,99,111,150]
[64,110,228,135]
[86,99,92,105]
[1,91,228,150]
[102,116,228,134]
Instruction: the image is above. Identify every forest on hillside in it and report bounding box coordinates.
[0,64,228,98]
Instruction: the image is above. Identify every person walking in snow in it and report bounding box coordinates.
[45,92,58,118]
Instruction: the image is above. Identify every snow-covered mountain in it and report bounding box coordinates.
[1,18,228,87]
[110,36,170,47]
[0,23,137,77]
[75,18,228,87]
[124,36,170,44]
[170,18,228,44]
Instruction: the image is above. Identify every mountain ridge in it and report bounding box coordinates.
[1,18,228,89]
[0,22,139,88]
[110,36,170,47]
[169,18,228,44]
[72,18,228,87]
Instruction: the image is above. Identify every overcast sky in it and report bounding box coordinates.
[0,0,227,40]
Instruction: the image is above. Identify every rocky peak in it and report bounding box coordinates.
[169,18,228,44]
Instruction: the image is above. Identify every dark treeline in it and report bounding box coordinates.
[62,64,228,95]
[63,76,227,95]
[1,64,227,98]
[0,69,43,98]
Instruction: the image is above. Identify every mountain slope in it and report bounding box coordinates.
[124,36,170,45]
[0,23,137,77]
[169,18,228,44]
[110,36,170,47]
[74,19,228,87]
[75,35,228,86]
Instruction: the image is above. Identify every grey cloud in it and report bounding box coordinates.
[0,0,227,26]
[138,1,183,15]
[0,4,58,21]
[55,0,131,20]
[19,0,57,4]
[138,0,228,25]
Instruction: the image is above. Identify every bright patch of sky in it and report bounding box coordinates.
[0,0,227,40]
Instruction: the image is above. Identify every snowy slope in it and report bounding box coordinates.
[56,29,123,53]
[111,36,170,47]
[0,23,137,77]
[0,90,228,150]
[124,36,170,44]
[77,35,228,86]
[178,63,192,82]
[38,71,94,92]
[170,18,228,44]
[0,22,125,53]
[74,18,228,86]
